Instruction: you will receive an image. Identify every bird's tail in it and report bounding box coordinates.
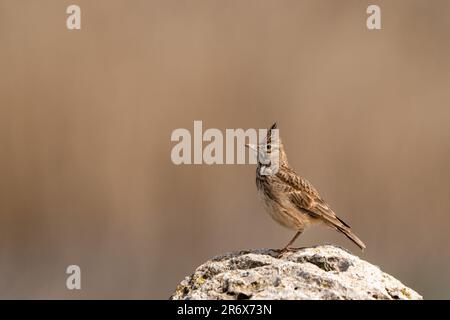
[337,226,366,251]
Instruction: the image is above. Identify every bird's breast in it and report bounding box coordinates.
[256,182,313,231]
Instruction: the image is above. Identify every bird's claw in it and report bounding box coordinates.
[276,246,303,257]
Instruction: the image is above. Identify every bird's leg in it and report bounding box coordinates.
[278,230,303,256]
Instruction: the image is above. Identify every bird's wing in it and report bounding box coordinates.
[275,167,350,229]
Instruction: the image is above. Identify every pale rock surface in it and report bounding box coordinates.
[171,245,422,300]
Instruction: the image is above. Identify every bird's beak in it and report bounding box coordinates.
[245,144,258,152]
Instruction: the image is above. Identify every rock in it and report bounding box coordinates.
[170,245,422,300]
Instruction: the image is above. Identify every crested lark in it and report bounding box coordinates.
[246,123,366,253]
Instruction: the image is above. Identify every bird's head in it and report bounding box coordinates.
[245,122,288,170]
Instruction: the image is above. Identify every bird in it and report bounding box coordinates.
[246,122,366,254]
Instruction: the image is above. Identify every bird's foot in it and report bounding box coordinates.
[276,246,304,258]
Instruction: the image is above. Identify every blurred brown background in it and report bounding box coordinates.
[1,0,450,299]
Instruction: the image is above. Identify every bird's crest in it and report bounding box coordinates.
[266,122,278,147]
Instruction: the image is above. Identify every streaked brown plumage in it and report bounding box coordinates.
[247,123,366,253]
